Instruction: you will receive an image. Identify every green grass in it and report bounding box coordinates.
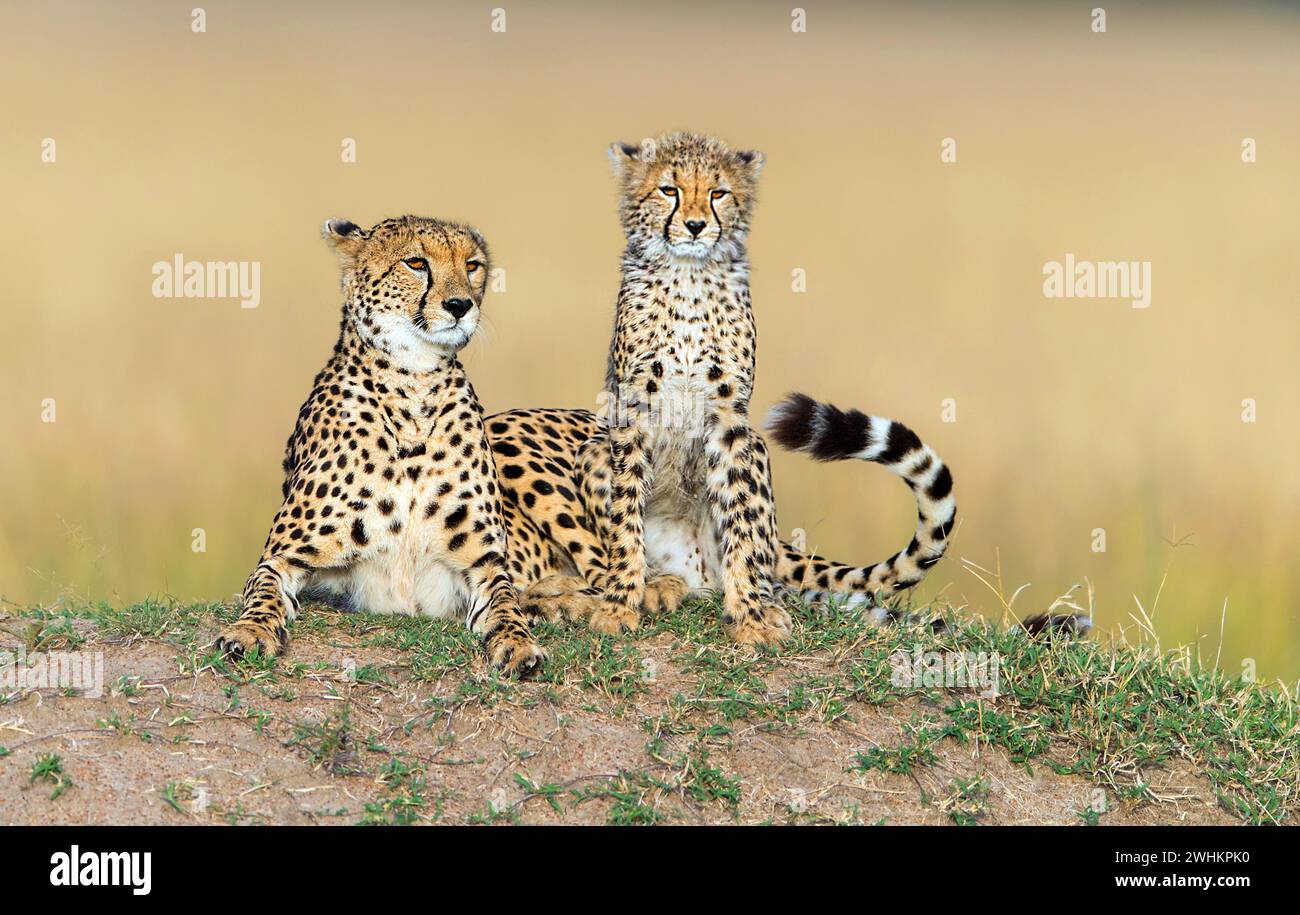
[642,594,1296,824]
[361,756,434,825]
[12,591,1300,824]
[161,781,193,815]
[285,702,362,775]
[29,752,72,800]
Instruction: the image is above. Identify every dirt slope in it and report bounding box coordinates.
[3,599,1268,826]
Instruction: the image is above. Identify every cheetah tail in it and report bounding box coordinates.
[763,392,956,603]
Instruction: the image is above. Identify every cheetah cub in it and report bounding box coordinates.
[487,134,959,646]
[595,132,957,643]
[217,216,545,678]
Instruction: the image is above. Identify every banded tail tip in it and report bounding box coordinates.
[764,392,819,452]
[1021,613,1093,638]
[764,392,871,461]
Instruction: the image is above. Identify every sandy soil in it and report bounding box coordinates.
[0,606,1248,827]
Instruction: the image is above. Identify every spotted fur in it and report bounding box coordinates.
[484,132,959,645]
[217,216,549,677]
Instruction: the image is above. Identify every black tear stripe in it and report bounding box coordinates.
[415,268,433,315]
[662,193,680,242]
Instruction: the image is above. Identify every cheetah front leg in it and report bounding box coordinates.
[218,485,365,658]
[590,418,651,634]
[219,550,328,659]
[576,432,690,618]
[445,479,546,677]
[704,407,790,646]
[463,552,546,679]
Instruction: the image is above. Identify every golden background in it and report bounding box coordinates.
[3,1,1298,679]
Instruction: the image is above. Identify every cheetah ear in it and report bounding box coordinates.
[322,218,368,259]
[608,142,640,176]
[608,138,656,176]
[734,149,765,179]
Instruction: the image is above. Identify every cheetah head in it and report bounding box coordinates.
[323,215,490,370]
[608,132,764,262]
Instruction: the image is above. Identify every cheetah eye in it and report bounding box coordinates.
[466,260,482,274]
[403,257,428,271]
[658,186,678,198]
[711,189,729,200]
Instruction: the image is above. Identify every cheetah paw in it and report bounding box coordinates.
[723,602,792,647]
[642,574,691,615]
[215,620,287,660]
[589,601,640,635]
[486,631,546,679]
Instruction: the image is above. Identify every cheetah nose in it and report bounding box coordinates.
[684,219,707,238]
[442,298,473,320]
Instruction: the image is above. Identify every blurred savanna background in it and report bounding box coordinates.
[2,0,1298,680]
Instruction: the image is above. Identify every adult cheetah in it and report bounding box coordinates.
[217,216,553,677]
[485,132,958,645]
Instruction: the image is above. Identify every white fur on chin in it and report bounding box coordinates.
[362,311,477,372]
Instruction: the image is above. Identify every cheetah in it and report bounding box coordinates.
[216,216,549,677]
[485,132,958,645]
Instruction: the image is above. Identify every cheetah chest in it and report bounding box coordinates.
[313,441,473,618]
[641,310,728,591]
